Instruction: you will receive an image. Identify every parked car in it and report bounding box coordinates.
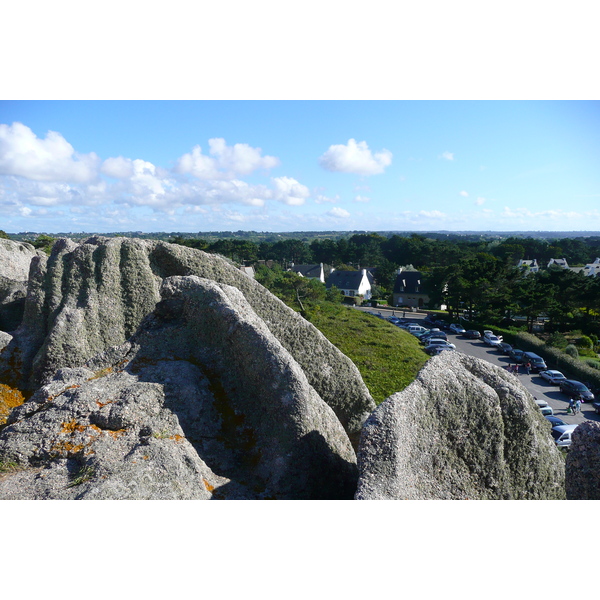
[433,346,455,354]
[483,332,503,347]
[463,330,481,339]
[508,348,525,363]
[420,330,448,343]
[551,424,578,450]
[496,342,513,354]
[424,340,456,355]
[593,401,600,415]
[538,405,554,416]
[449,323,466,334]
[522,352,547,373]
[545,415,567,428]
[539,370,567,385]
[559,380,595,401]
[534,398,549,409]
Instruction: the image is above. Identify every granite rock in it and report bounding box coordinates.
[565,420,600,500]
[355,351,566,500]
[0,276,357,499]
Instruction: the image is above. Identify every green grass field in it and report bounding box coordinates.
[308,304,429,404]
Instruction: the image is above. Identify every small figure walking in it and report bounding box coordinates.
[525,361,531,375]
[568,397,575,414]
[575,397,582,415]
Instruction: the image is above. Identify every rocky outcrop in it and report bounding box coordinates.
[0,239,43,332]
[0,236,375,444]
[0,276,358,499]
[355,351,566,499]
[565,421,600,499]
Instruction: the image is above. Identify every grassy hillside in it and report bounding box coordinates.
[308,304,429,404]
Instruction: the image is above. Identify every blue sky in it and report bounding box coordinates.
[1,100,599,234]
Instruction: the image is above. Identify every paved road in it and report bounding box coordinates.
[356,306,597,427]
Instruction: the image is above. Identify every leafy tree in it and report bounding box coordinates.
[32,234,57,255]
[0,230,10,240]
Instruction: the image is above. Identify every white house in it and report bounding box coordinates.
[326,269,373,300]
[548,258,569,269]
[517,259,539,273]
[288,263,326,283]
[583,258,600,277]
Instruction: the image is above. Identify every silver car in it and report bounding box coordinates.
[539,370,567,385]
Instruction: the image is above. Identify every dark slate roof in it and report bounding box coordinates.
[326,270,373,290]
[393,271,423,294]
[289,264,322,278]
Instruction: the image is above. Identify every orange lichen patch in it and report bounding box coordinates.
[60,419,88,434]
[87,366,114,381]
[44,384,81,406]
[169,434,184,442]
[51,440,87,455]
[0,384,26,426]
[95,400,115,408]
[105,429,126,439]
[203,479,215,492]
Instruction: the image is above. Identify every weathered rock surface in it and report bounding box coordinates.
[0,276,358,499]
[355,351,566,499]
[0,239,43,332]
[0,236,375,444]
[565,421,600,499]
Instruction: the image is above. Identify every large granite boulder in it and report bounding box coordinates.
[0,236,375,445]
[0,276,357,499]
[565,421,600,499]
[355,351,566,499]
[0,238,43,332]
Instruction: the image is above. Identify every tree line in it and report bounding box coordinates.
[169,233,600,336]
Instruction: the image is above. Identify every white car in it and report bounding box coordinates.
[449,323,466,334]
[539,370,567,385]
[483,332,503,347]
[552,424,578,450]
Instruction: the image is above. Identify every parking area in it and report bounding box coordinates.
[355,306,597,428]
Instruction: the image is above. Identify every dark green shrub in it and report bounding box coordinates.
[546,332,567,349]
[565,344,579,358]
[576,335,594,349]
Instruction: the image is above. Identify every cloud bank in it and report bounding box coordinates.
[319,139,392,175]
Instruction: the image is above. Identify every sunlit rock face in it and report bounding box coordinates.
[0,239,44,333]
[0,237,375,445]
[355,351,566,500]
[0,236,376,500]
[565,421,600,500]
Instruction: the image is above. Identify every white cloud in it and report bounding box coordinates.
[319,139,392,175]
[418,210,447,219]
[460,190,469,197]
[174,145,220,179]
[271,176,310,206]
[101,156,134,179]
[327,207,350,218]
[208,138,279,175]
[354,195,370,203]
[175,138,279,180]
[475,197,486,205]
[314,194,339,204]
[0,122,100,183]
[441,151,454,161]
